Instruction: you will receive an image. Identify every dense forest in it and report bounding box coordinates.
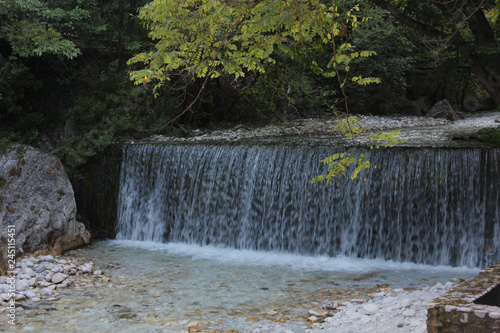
[1,0,499,171]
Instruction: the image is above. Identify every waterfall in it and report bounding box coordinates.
[116,142,500,268]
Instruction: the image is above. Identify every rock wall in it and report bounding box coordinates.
[0,145,90,274]
[71,144,122,239]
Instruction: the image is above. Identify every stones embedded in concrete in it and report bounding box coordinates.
[427,262,500,332]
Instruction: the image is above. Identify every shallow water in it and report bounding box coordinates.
[14,241,479,333]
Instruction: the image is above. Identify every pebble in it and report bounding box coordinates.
[80,263,93,273]
[309,281,458,333]
[16,279,30,292]
[41,288,53,296]
[362,303,379,315]
[401,298,412,308]
[51,273,66,284]
[0,254,105,307]
[325,300,338,309]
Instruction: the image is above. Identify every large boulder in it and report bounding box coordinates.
[427,99,458,121]
[0,145,90,274]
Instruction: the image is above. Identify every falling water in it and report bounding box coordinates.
[116,142,500,268]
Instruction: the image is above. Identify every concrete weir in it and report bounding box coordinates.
[427,262,500,332]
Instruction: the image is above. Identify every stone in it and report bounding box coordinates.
[45,272,54,282]
[362,304,379,315]
[51,266,63,273]
[63,264,75,272]
[444,305,456,312]
[23,290,37,299]
[308,310,322,316]
[401,298,412,308]
[474,310,487,318]
[20,259,34,267]
[80,263,93,273]
[119,313,136,319]
[40,288,53,296]
[16,279,30,292]
[36,267,47,274]
[489,312,500,319]
[37,280,51,288]
[51,273,66,284]
[308,316,319,322]
[28,277,36,286]
[325,300,338,310]
[0,145,90,274]
[427,99,457,121]
[20,267,36,277]
[56,280,70,289]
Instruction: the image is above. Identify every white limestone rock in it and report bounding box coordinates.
[0,145,90,274]
[362,303,379,316]
[51,272,66,284]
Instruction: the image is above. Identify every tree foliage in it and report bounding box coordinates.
[128,0,411,182]
[1,0,498,174]
[0,0,85,59]
[128,0,380,98]
[371,0,500,107]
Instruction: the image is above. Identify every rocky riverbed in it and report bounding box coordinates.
[0,242,478,333]
[305,282,459,333]
[0,255,109,306]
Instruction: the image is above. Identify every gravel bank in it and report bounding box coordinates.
[304,282,459,333]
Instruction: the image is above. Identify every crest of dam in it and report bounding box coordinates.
[115,142,500,268]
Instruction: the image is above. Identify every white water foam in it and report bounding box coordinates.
[109,239,481,275]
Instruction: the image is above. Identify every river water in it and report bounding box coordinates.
[13,241,479,333]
